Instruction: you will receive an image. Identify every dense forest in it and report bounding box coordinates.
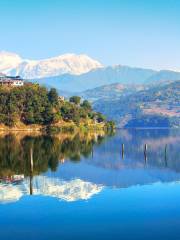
[0,84,114,130]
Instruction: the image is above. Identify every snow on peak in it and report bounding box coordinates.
[0,51,22,73]
[0,51,103,79]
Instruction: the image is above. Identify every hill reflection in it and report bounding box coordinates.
[0,133,105,178]
[0,129,179,203]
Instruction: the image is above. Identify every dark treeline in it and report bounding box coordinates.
[0,133,105,177]
[0,84,114,128]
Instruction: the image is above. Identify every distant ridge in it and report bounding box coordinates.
[93,80,180,128]
[31,65,180,92]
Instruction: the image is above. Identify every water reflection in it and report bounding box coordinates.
[0,129,179,203]
[84,129,180,171]
[73,129,180,188]
[0,133,105,177]
[0,177,103,204]
[0,132,105,203]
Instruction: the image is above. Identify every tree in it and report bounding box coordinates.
[53,112,61,123]
[43,104,54,124]
[48,88,59,106]
[81,100,92,111]
[24,111,34,124]
[105,120,115,130]
[69,96,81,105]
[96,112,106,123]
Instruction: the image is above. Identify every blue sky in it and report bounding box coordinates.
[0,0,180,70]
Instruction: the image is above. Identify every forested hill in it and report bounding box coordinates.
[0,84,114,130]
[93,81,180,128]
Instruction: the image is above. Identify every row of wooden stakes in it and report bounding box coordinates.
[121,143,168,164]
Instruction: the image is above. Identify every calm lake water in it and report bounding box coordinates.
[0,129,180,240]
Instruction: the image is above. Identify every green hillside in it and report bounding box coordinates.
[0,84,114,131]
[79,83,147,101]
[94,81,180,128]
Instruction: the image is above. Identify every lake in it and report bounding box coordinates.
[0,129,180,240]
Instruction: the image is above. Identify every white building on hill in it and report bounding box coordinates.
[0,73,24,86]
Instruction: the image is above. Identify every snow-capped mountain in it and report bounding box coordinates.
[0,51,22,73]
[0,51,103,79]
[1,51,180,92]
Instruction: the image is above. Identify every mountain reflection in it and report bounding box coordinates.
[0,129,180,203]
[0,176,103,204]
[0,132,105,203]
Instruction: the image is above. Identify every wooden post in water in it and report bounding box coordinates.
[30,148,33,172]
[30,148,33,195]
[91,144,94,159]
[30,175,33,195]
[165,144,168,167]
[122,144,124,159]
[144,144,147,163]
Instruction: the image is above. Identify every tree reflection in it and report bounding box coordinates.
[0,133,105,178]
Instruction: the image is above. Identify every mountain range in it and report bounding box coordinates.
[1,51,180,92]
[0,51,179,128]
[31,66,180,92]
[0,51,102,79]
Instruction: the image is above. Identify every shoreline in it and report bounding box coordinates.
[1,126,179,132]
[116,127,180,130]
[0,122,109,134]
